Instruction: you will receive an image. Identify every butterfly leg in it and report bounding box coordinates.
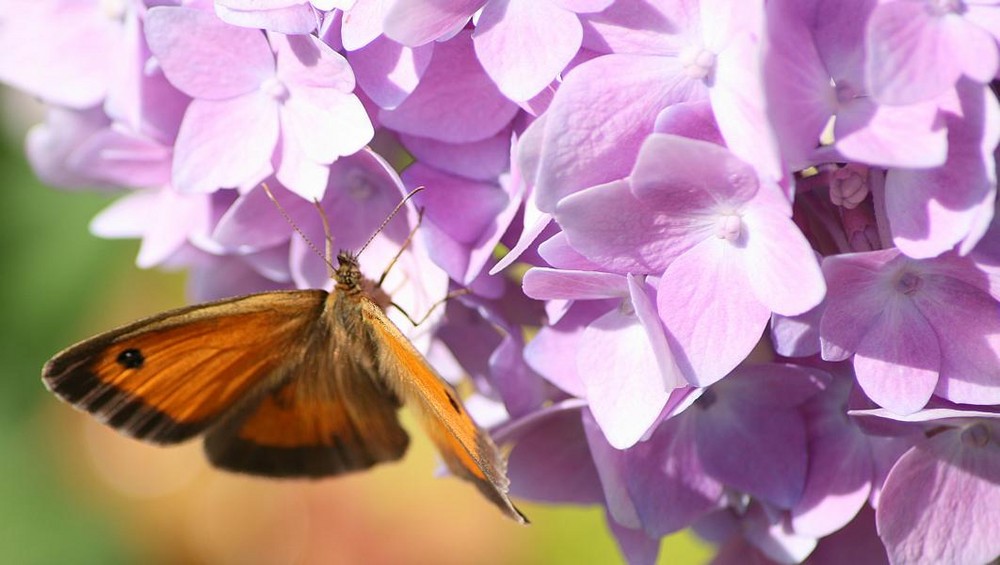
[389,288,470,327]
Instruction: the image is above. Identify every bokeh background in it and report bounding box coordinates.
[0,90,711,565]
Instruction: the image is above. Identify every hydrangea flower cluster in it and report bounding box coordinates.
[4,0,1000,563]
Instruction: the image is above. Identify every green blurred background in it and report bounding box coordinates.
[0,92,711,565]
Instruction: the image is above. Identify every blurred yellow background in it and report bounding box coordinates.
[0,93,712,565]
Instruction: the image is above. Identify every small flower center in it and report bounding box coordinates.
[618,297,636,316]
[261,77,289,102]
[960,423,991,448]
[696,388,717,409]
[345,170,374,201]
[100,0,127,20]
[929,0,963,16]
[829,165,869,209]
[834,81,859,106]
[715,213,743,241]
[895,271,922,295]
[679,45,716,80]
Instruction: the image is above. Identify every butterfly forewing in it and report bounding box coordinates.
[42,291,327,443]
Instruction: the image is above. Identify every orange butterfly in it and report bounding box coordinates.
[42,192,526,523]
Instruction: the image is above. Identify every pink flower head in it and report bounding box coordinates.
[557,134,826,386]
[821,249,1000,414]
[145,5,372,199]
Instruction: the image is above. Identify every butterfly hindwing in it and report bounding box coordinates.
[42,290,328,444]
[203,330,410,477]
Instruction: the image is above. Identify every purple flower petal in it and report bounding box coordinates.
[866,1,999,104]
[792,380,873,537]
[504,403,605,504]
[524,301,611,398]
[820,250,897,361]
[581,409,641,528]
[631,133,760,204]
[399,128,511,181]
[877,421,1000,564]
[694,364,817,508]
[378,31,518,143]
[623,416,725,536]
[886,79,1000,258]
[853,288,941,416]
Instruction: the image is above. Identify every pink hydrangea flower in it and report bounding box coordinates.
[146,5,372,198]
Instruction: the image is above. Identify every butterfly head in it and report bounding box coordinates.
[334,251,362,290]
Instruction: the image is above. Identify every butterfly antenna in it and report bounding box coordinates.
[261,183,337,275]
[378,205,424,288]
[357,186,425,257]
[312,197,336,278]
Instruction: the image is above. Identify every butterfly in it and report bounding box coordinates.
[41,193,526,524]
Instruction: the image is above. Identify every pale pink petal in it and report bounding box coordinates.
[340,0,387,50]
[72,126,173,188]
[382,0,482,46]
[629,274,685,390]
[522,268,627,300]
[741,204,827,316]
[834,97,948,168]
[145,6,274,99]
[172,94,279,192]
[282,86,373,163]
[474,0,582,101]
[763,0,838,171]
[350,38,434,110]
[552,0,613,11]
[580,0,690,55]
[578,300,671,449]
[274,131,331,200]
[657,238,771,386]
[0,0,123,108]
[557,179,689,274]
[631,134,760,205]
[711,31,784,183]
[215,3,319,33]
[274,33,355,90]
[533,54,706,212]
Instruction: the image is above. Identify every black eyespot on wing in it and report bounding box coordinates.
[445,389,461,414]
[116,348,144,369]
